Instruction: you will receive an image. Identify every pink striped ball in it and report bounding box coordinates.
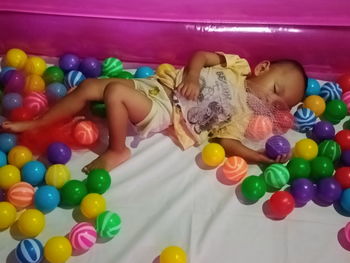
[23,92,48,115]
[73,120,99,146]
[342,91,350,112]
[245,115,273,140]
[69,222,97,251]
[7,182,35,208]
[223,156,248,182]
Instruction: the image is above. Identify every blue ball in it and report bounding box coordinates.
[134,66,155,78]
[2,92,23,111]
[340,188,350,212]
[0,150,7,167]
[0,133,17,153]
[294,108,317,133]
[320,82,342,102]
[46,82,67,102]
[306,78,321,96]
[65,70,86,89]
[22,161,46,186]
[34,185,60,213]
[15,238,43,263]
[0,67,15,83]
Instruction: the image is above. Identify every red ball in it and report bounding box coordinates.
[338,74,350,93]
[73,120,99,145]
[335,130,350,151]
[273,110,294,135]
[269,191,295,218]
[10,106,35,121]
[334,167,350,189]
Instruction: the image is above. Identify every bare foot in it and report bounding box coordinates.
[1,120,37,133]
[82,148,131,173]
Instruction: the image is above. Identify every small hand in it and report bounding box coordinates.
[256,152,275,164]
[176,74,200,101]
[274,152,292,163]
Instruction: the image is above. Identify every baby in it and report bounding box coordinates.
[2,51,306,173]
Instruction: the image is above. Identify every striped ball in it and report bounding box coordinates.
[222,156,248,182]
[293,108,317,133]
[102,57,123,77]
[264,163,290,189]
[342,91,350,112]
[318,140,341,162]
[96,211,122,238]
[73,120,99,145]
[320,82,342,102]
[7,182,34,208]
[65,70,86,89]
[45,164,71,189]
[245,115,273,140]
[69,222,97,251]
[23,92,48,115]
[15,238,43,263]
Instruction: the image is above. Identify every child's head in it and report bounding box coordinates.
[246,59,307,109]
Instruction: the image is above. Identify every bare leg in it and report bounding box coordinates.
[83,81,152,173]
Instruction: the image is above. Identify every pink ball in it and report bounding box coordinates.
[23,92,48,115]
[342,91,350,112]
[7,182,35,208]
[245,115,273,140]
[273,111,294,135]
[223,156,248,182]
[73,120,99,145]
[69,222,97,251]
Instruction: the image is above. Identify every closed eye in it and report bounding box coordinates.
[274,85,277,94]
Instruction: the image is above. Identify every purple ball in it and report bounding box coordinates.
[341,150,350,166]
[59,54,80,72]
[3,70,25,93]
[79,57,101,78]
[312,121,335,141]
[0,67,15,84]
[291,178,315,205]
[265,135,291,159]
[47,142,72,164]
[0,189,5,201]
[317,177,342,204]
[2,92,23,111]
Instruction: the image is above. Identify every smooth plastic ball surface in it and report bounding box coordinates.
[60,180,88,206]
[201,143,225,167]
[335,130,350,151]
[8,145,33,168]
[44,236,72,263]
[80,193,106,219]
[317,177,342,204]
[59,54,80,72]
[341,150,350,166]
[338,74,350,93]
[16,238,43,263]
[17,209,45,237]
[294,138,318,160]
[34,185,60,213]
[241,175,267,202]
[0,164,21,190]
[335,167,350,189]
[46,83,67,102]
[73,120,99,145]
[24,75,45,93]
[43,66,64,84]
[160,246,187,263]
[23,92,48,116]
[323,99,347,124]
[86,169,111,194]
[8,182,34,208]
[340,189,350,213]
[222,156,248,182]
[306,78,321,96]
[45,164,71,189]
[102,57,123,77]
[303,95,326,116]
[2,92,23,111]
[5,48,28,69]
[96,211,122,238]
[310,156,334,181]
[10,106,36,121]
[286,158,311,181]
[269,191,295,218]
[79,57,101,78]
[47,142,72,164]
[21,161,46,186]
[3,70,25,93]
[0,202,16,229]
[265,135,291,159]
[134,66,155,78]
[312,121,335,141]
[290,178,315,204]
[0,133,17,153]
[24,56,47,76]
[0,150,7,167]
[263,164,290,189]
[318,140,341,162]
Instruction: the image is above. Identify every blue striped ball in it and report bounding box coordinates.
[320,82,342,102]
[294,108,317,133]
[15,238,43,263]
[65,70,86,89]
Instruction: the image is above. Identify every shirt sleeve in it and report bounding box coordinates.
[215,52,251,76]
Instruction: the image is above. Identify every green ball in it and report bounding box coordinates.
[90,101,106,117]
[263,164,290,189]
[102,57,123,77]
[96,210,121,238]
[86,169,111,194]
[318,140,341,162]
[286,157,311,181]
[241,175,266,201]
[43,66,64,84]
[60,180,88,206]
[310,156,334,180]
[323,99,347,124]
[117,71,133,79]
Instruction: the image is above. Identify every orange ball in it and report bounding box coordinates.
[25,75,45,93]
[303,95,326,117]
[7,182,34,208]
[245,115,273,140]
[73,121,99,145]
[223,156,248,182]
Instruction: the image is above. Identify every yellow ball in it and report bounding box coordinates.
[303,95,326,117]
[25,74,46,93]
[0,165,21,190]
[5,48,28,69]
[44,236,72,263]
[0,202,17,230]
[294,138,318,160]
[201,143,225,167]
[45,164,71,189]
[80,193,106,219]
[17,209,45,237]
[24,56,47,76]
[160,246,187,263]
[8,145,33,169]
[156,63,176,78]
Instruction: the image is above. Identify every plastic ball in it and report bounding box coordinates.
[335,167,350,189]
[24,56,47,76]
[245,115,273,140]
[318,140,341,162]
[303,95,326,116]
[290,178,315,205]
[310,156,334,181]
[8,145,33,168]
[80,193,106,219]
[341,150,350,166]
[45,164,71,189]
[156,63,176,77]
[3,70,25,93]
[18,209,45,237]
[306,78,321,96]
[10,106,36,121]
[0,164,21,189]
[46,83,67,102]
[286,157,311,181]
[340,189,350,213]
[8,182,34,208]
[134,66,155,78]
[335,130,350,151]
[263,163,290,189]
[293,108,317,133]
[21,161,46,186]
[0,133,17,153]
[160,246,187,263]
[269,191,295,218]
[2,92,23,111]
[35,185,60,213]
[312,121,335,141]
[43,66,64,85]
[65,70,86,89]
[44,236,72,263]
[23,92,48,115]
[0,202,16,229]
[222,156,248,182]
[241,175,267,202]
[116,71,133,79]
[265,135,291,159]
[59,53,80,72]
[201,143,225,167]
[338,74,350,93]
[323,99,348,124]
[101,57,123,77]
[342,91,350,112]
[272,110,294,135]
[96,211,122,238]
[86,169,111,194]
[294,138,318,160]
[316,177,342,203]
[24,74,45,93]
[79,57,102,78]
[73,120,99,145]
[60,180,88,206]
[47,142,72,164]
[90,101,106,117]
[0,150,7,167]
[320,82,342,102]
[5,48,28,69]
[16,238,43,263]
[0,67,15,83]
[69,222,97,251]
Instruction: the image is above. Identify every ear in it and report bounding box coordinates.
[254,60,271,76]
